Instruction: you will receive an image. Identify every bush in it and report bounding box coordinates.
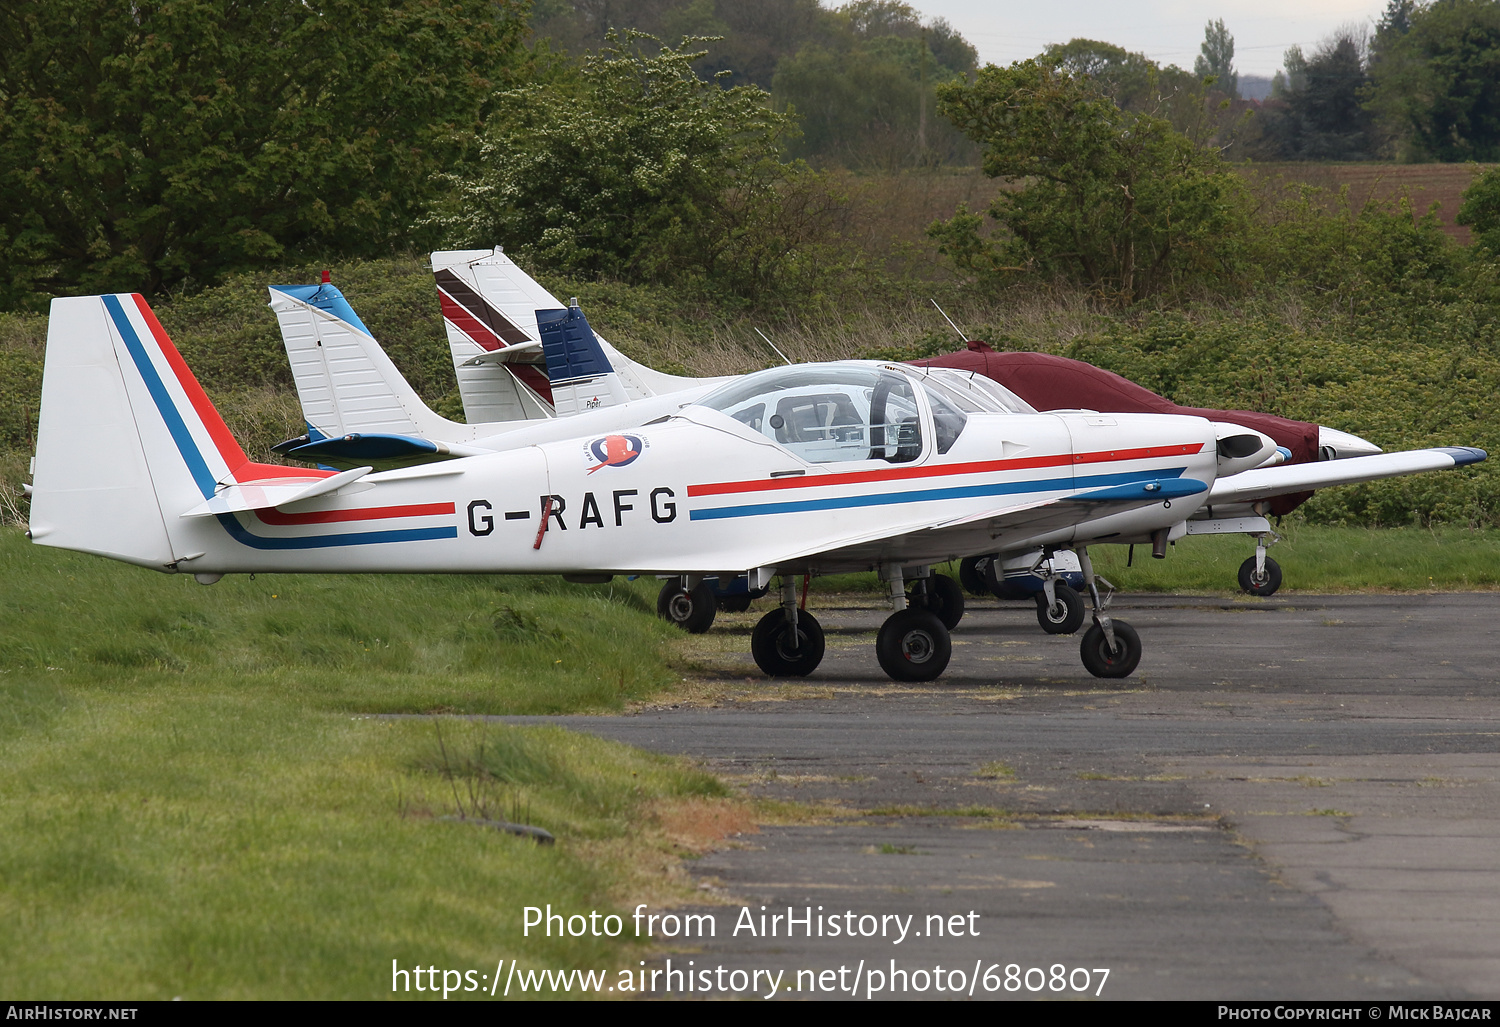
[433,33,856,307]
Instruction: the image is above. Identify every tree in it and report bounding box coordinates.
[1042,39,1158,109]
[436,34,846,304]
[0,0,527,311]
[1457,167,1500,253]
[1366,0,1500,161]
[771,7,977,168]
[931,61,1251,305]
[1262,29,1379,160]
[1194,19,1238,98]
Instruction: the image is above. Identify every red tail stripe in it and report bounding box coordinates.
[686,444,1205,497]
[439,291,504,351]
[129,295,334,483]
[255,502,456,526]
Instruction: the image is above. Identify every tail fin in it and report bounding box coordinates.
[432,248,714,420]
[29,294,326,569]
[431,248,558,423]
[268,279,483,443]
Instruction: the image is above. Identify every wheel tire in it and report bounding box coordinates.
[959,556,989,596]
[924,573,965,629]
[751,609,825,677]
[656,580,717,633]
[1079,620,1142,679]
[1034,583,1085,635]
[1237,556,1283,597]
[876,609,952,682]
[718,593,753,613]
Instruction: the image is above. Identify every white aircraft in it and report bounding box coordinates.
[48,293,1485,684]
[269,263,1490,639]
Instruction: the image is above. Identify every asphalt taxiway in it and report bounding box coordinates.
[508,593,1500,999]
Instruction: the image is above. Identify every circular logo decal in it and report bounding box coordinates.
[587,434,643,472]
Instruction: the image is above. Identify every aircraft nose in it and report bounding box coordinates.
[1318,426,1383,460]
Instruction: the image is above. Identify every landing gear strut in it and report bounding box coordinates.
[1075,547,1142,678]
[751,576,824,677]
[877,565,951,682]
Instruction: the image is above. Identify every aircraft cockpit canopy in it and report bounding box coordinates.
[696,364,935,464]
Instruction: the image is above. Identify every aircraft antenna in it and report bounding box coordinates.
[754,327,793,366]
[930,299,966,340]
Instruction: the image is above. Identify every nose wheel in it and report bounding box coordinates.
[876,564,953,681]
[1074,547,1142,679]
[1237,532,1283,596]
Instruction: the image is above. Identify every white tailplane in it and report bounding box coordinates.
[268,280,490,443]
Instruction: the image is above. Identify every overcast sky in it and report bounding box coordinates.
[909,1,1390,78]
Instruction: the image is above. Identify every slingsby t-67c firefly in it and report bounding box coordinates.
[27,294,1487,681]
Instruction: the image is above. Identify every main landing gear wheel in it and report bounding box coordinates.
[717,593,754,613]
[876,609,952,682]
[1079,621,1142,678]
[1238,556,1283,597]
[751,609,825,677]
[1035,583,1085,635]
[911,573,965,630]
[657,580,717,633]
[959,556,991,597]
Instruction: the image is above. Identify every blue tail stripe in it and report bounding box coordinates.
[537,306,612,383]
[103,295,217,500]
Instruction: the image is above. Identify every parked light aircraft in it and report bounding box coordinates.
[426,249,1407,603]
[269,256,1489,638]
[49,292,1486,683]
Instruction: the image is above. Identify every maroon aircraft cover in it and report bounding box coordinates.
[915,342,1317,515]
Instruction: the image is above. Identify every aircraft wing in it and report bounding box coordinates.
[1206,447,1486,505]
[747,478,1209,571]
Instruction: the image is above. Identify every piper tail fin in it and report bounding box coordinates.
[268,279,479,443]
[431,248,722,422]
[28,295,329,569]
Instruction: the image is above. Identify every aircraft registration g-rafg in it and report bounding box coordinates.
[29,293,1487,682]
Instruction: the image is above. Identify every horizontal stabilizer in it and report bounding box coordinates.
[1208,447,1487,504]
[180,466,374,519]
[274,432,491,466]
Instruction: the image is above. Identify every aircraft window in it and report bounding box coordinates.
[731,403,765,432]
[919,382,969,454]
[920,367,1037,414]
[698,364,924,464]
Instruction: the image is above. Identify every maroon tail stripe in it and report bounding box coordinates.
[434,268,532,346]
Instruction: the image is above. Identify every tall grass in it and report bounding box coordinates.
[0,529,729,998]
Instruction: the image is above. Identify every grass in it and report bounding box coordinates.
[0,528,747,999]
[1,531,677,715]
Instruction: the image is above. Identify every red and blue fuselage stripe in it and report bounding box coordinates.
[688,467,1189,521]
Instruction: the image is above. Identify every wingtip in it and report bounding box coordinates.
[1437,447,1488,466]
